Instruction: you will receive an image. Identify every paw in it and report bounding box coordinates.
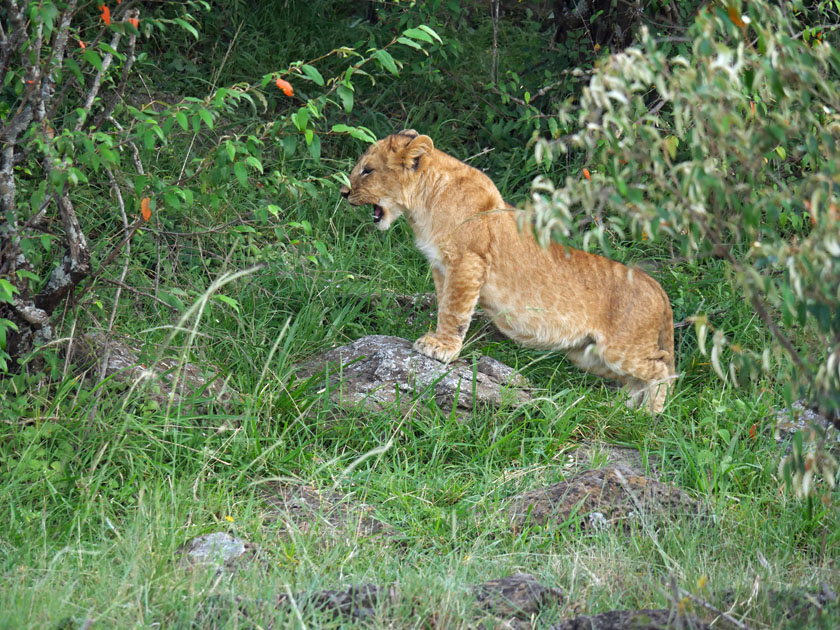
[413,333,462,363]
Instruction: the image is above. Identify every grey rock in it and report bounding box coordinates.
[567,442,660,478]
[473,573,564,622]
[774,399,840,449]
[295,335,529,414]
[550,608,709,629]
[260,481,397,538]
[509,465,702,532]
[68,331,233,408]
[277,583,398,621]
[195,583,398,627]
[178,532,257,572]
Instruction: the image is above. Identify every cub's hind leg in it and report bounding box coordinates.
[597,342,673,414]
[565,343,627,382]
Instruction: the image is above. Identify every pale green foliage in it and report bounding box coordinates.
[531,0,840,497]
[532,1,840,415]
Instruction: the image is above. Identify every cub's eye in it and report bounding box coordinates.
[361,166,373,176]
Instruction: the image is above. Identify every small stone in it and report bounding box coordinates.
[178,532,257,572]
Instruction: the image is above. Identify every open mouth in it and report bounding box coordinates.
[372,204,384,223]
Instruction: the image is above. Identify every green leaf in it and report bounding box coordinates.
[397,37,424,51]
[402,27,434,43]
[0,279,20,303]
[64,58,84,84]
[308,134,321,162]
[173,18,199,40]
[300,64,324,86]
[337,84,354,113]
[198,109,213,129]
[417,24,443,42]
[176,111,188,131]
[15,269,39,283]
[213,295,240,313]
[291,108,309,131]
[664,135,679,160]
[615,177,628,197]
[373,49,400,76]
[82,49,103,72]
[775,145,786,160]
[233,161,248,187]
[282,135,297,157]
[245,156,263,174]
[225,140,236,162]
[350,127,377,143]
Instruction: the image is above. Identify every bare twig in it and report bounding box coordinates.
[490,0,500,83]
[75,30,122,131]
[74,218,144,305]
[95,9,139,130]
[100,278,178,312]
[96,168,132,386]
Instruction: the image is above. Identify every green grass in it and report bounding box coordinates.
[2,187,837,627]
[2,4,839,629]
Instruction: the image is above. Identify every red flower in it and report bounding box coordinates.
[583,168,591,180]
[128,17,139,29]
[275,77,294,97]
[99,5,111,26]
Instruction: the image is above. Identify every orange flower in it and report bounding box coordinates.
[78,40,86,49]
[128,17,139,29]
[749,424,757,439]
[140,197,151,221]
[582,168,591,180]
[99,4,111,26]
[727,6,745,29]
[275,77,293,97]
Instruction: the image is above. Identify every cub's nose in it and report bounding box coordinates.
[340,185,350,198]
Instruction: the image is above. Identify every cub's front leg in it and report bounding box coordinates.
[413,253,487,363]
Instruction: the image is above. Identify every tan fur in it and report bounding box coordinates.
[340,131,676,413]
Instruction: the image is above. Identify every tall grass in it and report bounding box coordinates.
[0,3,837,628]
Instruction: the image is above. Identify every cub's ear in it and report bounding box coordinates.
[398,129,419,139]
[402,134,434,169]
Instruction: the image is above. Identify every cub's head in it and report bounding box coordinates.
[340,129,434,230]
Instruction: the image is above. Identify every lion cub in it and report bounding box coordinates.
[340,130,675,413]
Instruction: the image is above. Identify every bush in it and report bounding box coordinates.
[0,1,438,373]
[531,0,840,495]
[533,0,840,416]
